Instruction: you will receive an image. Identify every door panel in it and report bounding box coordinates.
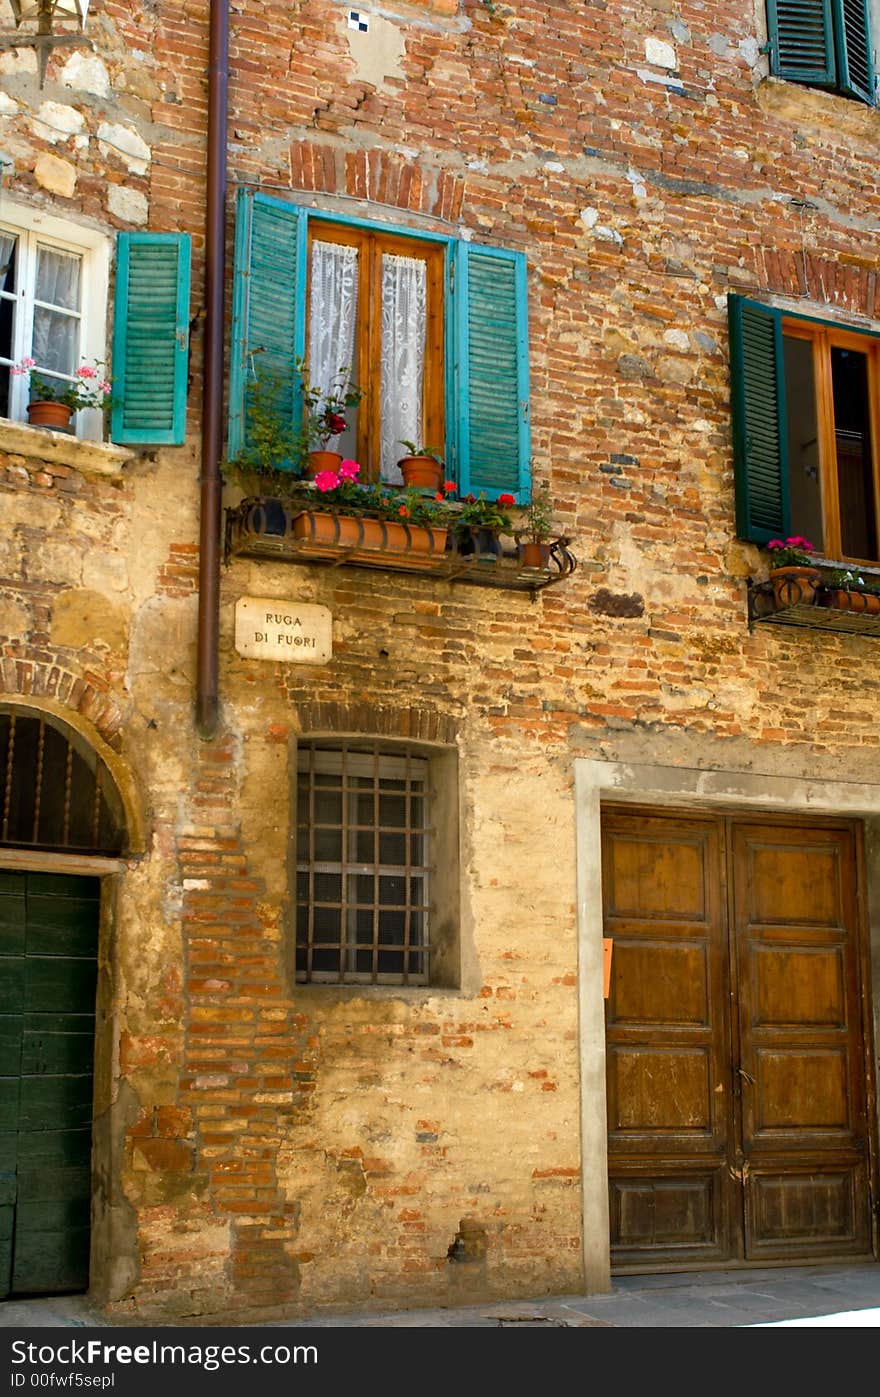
[732,822,872,1259]
[604,808,875,1269]
[604,812,735,1264]
[0,870,99,1298]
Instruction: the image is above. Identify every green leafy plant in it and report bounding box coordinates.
[13,356,112,412]
[398,440,444,463]
[295,356,363,450]
[516,481,553,542]
[389,484,455,528]
[451,491,516,540]
[825,566,880,593]
[227,367,303,485]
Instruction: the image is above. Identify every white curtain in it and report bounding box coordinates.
[32,246,82,377]
[308,241,359,451]
[380,252,427,483]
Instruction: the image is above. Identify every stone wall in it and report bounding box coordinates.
[1,0,879,1319]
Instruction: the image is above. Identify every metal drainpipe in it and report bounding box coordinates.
[195,0,229,739]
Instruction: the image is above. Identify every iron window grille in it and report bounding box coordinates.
[0,706,126,855]
[295,742,431,985]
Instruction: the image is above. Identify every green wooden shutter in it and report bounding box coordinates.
[728,294,790,544]
[451,241,531,503]
[110,233,191,445]
[767,0,837,84]
[228,189,306,462]
[832,0,875,101]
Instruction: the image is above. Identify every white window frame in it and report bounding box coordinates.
[0,202,110,442]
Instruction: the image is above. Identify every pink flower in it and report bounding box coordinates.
[314,471,340,493]
[99,381,112,394]
[11,356,35,376]
[76,364,97,379]
[338,458,360,481]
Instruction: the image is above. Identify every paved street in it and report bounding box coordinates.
[1,1262,879,1328]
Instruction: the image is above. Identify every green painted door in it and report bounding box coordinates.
[0,871,99,1297]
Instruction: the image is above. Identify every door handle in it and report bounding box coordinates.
[737,1067,755,1085]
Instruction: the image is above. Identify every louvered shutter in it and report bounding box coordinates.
[227,189,306,462]
[833,0,875,102]
[767,0,837,84]
[110,233,191,445]
[451,242,531,503]
[728,295,790,544]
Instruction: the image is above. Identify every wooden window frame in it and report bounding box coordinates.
[783,317,880,563]
[306,222,446,483]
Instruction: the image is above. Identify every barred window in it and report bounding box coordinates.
[295,742,434,986]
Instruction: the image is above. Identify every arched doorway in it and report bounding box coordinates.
[0,704,131,1297]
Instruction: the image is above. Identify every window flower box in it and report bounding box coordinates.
[224,495,577,595]
[291,508,449,561]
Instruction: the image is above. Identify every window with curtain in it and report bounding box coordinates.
[0,208,109,438]
[229,190,532,503]
[305,223,444,484]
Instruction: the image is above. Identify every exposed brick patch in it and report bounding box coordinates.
[290,140,465,222]
[295,700,458,745]
[588,590,645,619]
[756,246,878,319]
[157,543,199,596]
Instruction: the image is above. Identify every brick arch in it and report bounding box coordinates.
[295,700,458,746]
[0,662,145,855]
[0,657,124,748]
[289,140,466,224]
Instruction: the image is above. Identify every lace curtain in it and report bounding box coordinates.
[379,252,427,483]
[31,246,82,378]
[308,241,359,452]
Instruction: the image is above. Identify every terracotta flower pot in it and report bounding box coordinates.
[27,400,74,431]
[519,540,551,570]
[305,450,343,479]
[398,455,442,492]
[769,565,821,609]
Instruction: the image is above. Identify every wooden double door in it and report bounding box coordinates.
[603,807,877,1269]
[0,871,99,1296]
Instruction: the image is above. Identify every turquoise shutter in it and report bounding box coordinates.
[767,0,837,84]
[451,241,530,503]
[110,233,191,445]
[832,0,875,102]
[728,295,790,544]
[228,189,307,462]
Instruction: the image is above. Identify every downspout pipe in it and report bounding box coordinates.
[196,0,229,739]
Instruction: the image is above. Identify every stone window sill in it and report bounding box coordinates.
[0,417,136,477]
[757,78,877,143]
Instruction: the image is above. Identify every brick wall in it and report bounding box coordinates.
[1,0,880,1317]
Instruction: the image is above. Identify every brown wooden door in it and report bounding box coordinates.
[603,806,876,1270]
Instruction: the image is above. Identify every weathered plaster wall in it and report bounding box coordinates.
[0,0,879,1319]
